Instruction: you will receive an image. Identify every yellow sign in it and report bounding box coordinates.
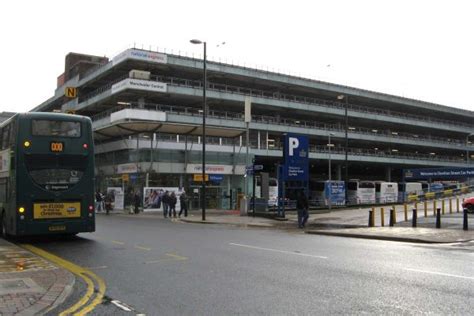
[33,202,81,219]
[122,174,129,181]
[65,87,77,98]
[193,174,209,182]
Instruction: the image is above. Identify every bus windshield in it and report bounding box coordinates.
[32,120,81,137]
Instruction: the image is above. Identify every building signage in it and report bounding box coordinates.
[0,149,10,178]
[117,163,138,174]
[111,78,167,95]
[282,134,309,181]
[193,174,209,182]
[209,174,224,182]
[187,164,232,174]
[404,167,474,180]
[64,87,77,98]
[112,49,168,66]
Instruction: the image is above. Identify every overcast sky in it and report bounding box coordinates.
[0,0,472,113]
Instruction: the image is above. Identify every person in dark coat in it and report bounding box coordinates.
[162,191,170,218]
[179,191,188,218]
[134,191,141,214]
[95,190,103,212]
[296,190,309,228]
[169,192,177,218]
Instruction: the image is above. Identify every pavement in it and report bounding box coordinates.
[0,238,74,315]
[118,195,474,244]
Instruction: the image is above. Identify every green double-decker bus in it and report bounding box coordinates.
[0,112,95,237]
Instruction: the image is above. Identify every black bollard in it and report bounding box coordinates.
[463,208,469,231]
[389,208,395,227]
[368,210,374,227]
[436,208,441,229]
[412,208,417,228]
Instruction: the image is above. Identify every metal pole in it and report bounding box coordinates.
[328,133,332,210]
[467,134,472,164]
[344,97,348,183]
[245,122,250,198]
[201,42,207,221]
[252,173,256,217]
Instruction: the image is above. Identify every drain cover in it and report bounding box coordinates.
[0,278,44,295]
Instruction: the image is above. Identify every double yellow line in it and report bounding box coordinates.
[22,244,106,315]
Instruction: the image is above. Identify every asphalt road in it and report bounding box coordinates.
[29,214,474,315]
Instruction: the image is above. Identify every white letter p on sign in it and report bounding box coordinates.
[289,137,299,156]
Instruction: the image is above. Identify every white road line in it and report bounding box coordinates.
[404,268,474,281]
[111,300,133,312]
[85,265,108,270]
[229,243,328,259]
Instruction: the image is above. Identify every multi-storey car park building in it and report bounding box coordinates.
[31,48,474,209]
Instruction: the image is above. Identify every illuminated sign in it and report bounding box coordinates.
[50,142,64,152]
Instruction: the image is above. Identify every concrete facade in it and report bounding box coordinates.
[32,48,474,208]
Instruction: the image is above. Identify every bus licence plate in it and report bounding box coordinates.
[33,202,81,219]
[49,225,66,231]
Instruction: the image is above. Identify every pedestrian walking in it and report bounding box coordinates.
[134,191,141,214]
[296,190,309,229]
[169,192,177,218]
[104,192,113,215]
[179,191,188,218]
[95,190,103,212]
[162,191,170,218]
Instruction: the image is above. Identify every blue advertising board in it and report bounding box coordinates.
[324,181,346,205]
[209,174,224,182]
[282,134,309,181]
[404,167,474,180]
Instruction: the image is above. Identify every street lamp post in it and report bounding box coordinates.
[190,39,207,221]
[328,133,335,210]
[337,95,349,183]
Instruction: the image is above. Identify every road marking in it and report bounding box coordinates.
[229,243,328,259]
[165,253,188,260]
[21,244,106,315]
[144,253,188,264]
[134,245,152,251]
[404,268,474,281]
[144,259,174,264]
[111,240,125,245]
[86,265,108,270]
[111,300,133,312]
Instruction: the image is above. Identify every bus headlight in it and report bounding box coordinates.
[18,207,25,213]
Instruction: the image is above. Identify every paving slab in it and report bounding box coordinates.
[0,238,74,315]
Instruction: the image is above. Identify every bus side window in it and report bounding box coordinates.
[0,178,6,203]
[8,119,16,148]
[2,125,9,150]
